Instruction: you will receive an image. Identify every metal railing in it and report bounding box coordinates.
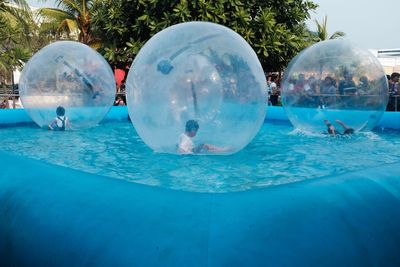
[1,91,399,111]
[0,92,128,109]
[269,94,399,111]
[386,95,399,111]
[0,93,21,109]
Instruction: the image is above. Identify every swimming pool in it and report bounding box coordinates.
[0,115,399,193]
[1,106,400,266]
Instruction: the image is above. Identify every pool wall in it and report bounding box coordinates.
[0,106,129,126]
[1,106,400,129]
[1,106,400,266]
[1,149,400,266]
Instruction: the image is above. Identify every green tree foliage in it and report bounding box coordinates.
[38,0,98,46]
[0,0,31,81]
[91,0,317,71]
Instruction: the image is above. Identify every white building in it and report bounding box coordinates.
[370,49,400,75]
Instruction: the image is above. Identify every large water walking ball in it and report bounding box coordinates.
[126,22,267,154]
[281,39,388,134]
[19,41,115,129]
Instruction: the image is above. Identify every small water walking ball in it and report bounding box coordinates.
[281,39,388,134]
[19,41,115,129]
[126,22,267,154]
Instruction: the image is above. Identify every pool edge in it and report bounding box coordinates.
[1,149,400,266]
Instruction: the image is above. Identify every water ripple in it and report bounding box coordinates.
[0,121,399,193]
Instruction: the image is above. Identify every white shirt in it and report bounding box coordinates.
[56,116,66,128]
[178,133,194,154]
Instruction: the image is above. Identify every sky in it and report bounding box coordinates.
[26,0,56,8]
[27,0,399,49]
[307,0,400,49]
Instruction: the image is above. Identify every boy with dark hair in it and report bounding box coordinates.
[178,120,229,154]
[48,106,71,131]
[324,119,354,136]
[178,120,201,154]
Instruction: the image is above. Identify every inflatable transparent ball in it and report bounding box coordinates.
[19,41,115,129]
[281,39,388,134]
[126,22,266,154]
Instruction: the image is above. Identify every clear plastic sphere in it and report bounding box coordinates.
[126,22,267,154]
[281,39,388,134]
[19,41,115,129]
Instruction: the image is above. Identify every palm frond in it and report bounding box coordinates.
[58,18,78,34]
[314,15,345,41]
[1,0,33,37]
[37,1,97,45]
[38,7,74,21]
[37,21,58,35]
[314,15,328,41]
[1,0,30,14]
[56,0,88,16]
[330,31,345,39]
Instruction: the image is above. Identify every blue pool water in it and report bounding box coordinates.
[0,121,399,192]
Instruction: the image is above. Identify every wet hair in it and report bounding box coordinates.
[185,120,199,132]
[56,106,65,116]
[391,72,400,80]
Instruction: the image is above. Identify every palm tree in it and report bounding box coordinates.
[0,0,32,106]
[0,0,29,16]
[1,0,31,36]
[38,0,97,46]
[0,0,31,70]
[0,0,32,55]
[314,15,345,41]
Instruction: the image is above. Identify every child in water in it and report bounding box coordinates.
[48,106,71,131]
[324,119,354,136]
[178,120,230,154]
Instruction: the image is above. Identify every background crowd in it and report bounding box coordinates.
[266,72,400,111]
[1,71,399,111]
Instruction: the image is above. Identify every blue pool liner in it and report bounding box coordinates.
[1,149,399,266]
[1,106,400,266]
[1,106,400,130]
